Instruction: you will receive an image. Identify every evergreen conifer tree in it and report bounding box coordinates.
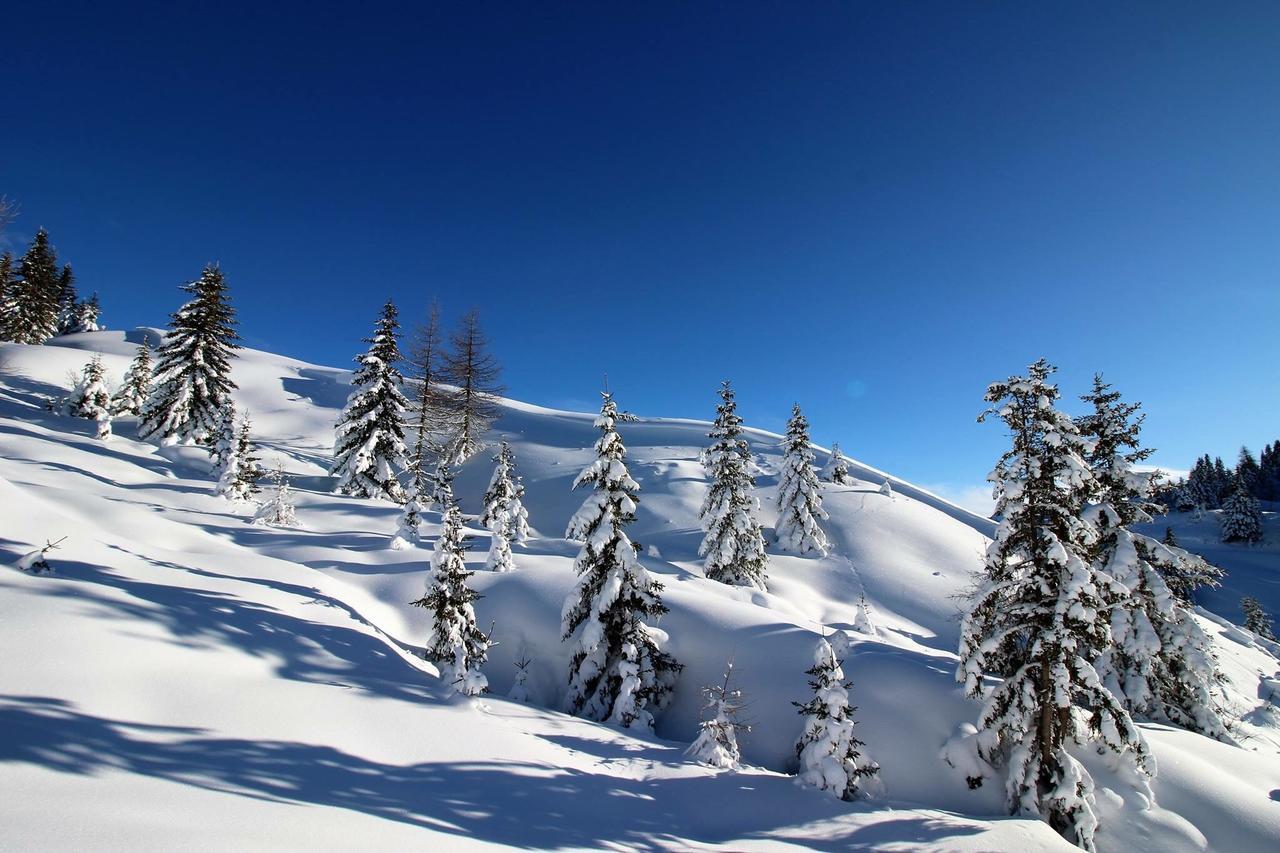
[1258,441,1280,502]
[1220,481,1263,544]
[411,495,489,695]
[794,637,878,800]
[1241,597,1275,640]
[69,292,102,334]
[54,265,78,335]
[0,253,15,342]
[441,309,504,462]
[111,337,154,416]
[775,404,828,555]
[958,360,1150,851]
[561,391,680,730]
[216,414,262,502]
[139,265,240,445]
[821,442,852,485]
[65,354,113,439]
[254,464,300,527]
[698,381,768,589]
[330,300,409,501]
[430,441,457,511]
[1145,535,1224,603]
[480,440,530,572]
[1236,447,1261,495]
[1079,376,1226,740]
[209,403,238,474]
[8,229,62,344]
[390,480,426,550]
[687,659,749,770]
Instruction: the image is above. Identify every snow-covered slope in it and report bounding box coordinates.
[2,331,1278,851]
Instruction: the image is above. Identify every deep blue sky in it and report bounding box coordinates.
[4,2,1278,509]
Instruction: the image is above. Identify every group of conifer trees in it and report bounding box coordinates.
[956,361,1235,850]
[325,301,879,796]
[1153,444,1274,545]
[0,227,102,344]
[19,229,1272,838]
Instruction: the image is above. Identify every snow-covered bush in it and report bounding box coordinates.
[389,480,425,550]
[686,660,749,770]
[508,656,533,703]
[821,442,852,485]
[254,464,299,528]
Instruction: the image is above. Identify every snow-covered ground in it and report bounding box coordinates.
[2,330,1277,851]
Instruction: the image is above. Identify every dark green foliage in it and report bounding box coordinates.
[330,300,409,501]
[139,265,241,444]
[4,229,62,344]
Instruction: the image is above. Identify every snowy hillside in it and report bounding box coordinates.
[2,330,1278,852]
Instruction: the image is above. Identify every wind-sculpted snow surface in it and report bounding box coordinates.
[1,331,1278,851]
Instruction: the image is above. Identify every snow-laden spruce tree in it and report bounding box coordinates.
[687,659,750,770]
[698,381,768,589]
[65,355,113,440]
[216,414,262,502]
[209,403,238,474]
[480,440,530,572]
[1144,528,1223,604]
[821,442,852,485]
[111,336,153,416]
[412,494,489,695]
[139,265,240,445]
[1079,376,1227,740]
[430,440,457,511]
[54,265,78,335]
[775,404,828,555]
[0,253,16,342]
[1220,481,1262,544]
[5,229,62,344]
[68,292,102,334]
[1241,597,1275,640]
[254,464,299,527]
[793,637,878,800]
[958,360,1151,851]
[330,300,409,501]
[561,391,681,730]
[389,480,426,550]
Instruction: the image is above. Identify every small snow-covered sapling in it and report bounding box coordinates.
[15,538,66,575]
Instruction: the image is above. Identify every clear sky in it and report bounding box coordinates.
[3,2,1278,511]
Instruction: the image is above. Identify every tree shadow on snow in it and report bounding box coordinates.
[0,694,992,851]
[23,554,437,705]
